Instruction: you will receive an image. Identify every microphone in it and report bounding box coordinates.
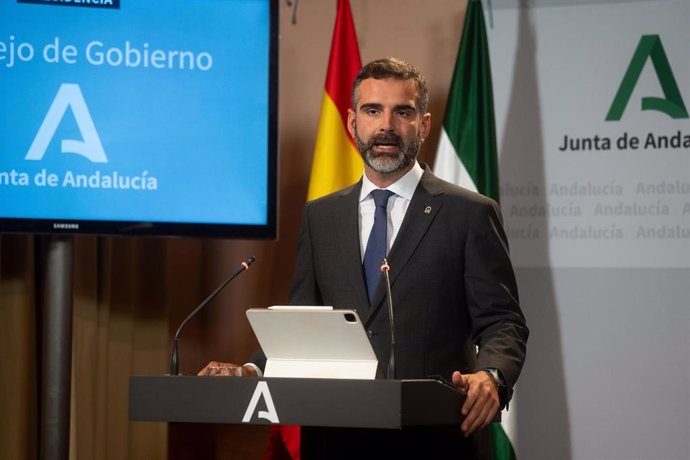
[169,256,255,375]
[380,258,396,379]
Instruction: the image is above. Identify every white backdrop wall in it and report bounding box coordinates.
[489,1,689,459]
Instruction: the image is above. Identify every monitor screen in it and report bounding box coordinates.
[0,0,278,238]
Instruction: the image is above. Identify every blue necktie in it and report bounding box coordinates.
[363,189,393,302]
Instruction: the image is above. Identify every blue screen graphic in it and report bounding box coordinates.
[0,0,276,236]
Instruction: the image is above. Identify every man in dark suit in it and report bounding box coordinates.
[289,57,527,458]
[204,57,528,458]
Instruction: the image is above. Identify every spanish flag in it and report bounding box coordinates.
[263,3,361,459]
[307,0,363,201]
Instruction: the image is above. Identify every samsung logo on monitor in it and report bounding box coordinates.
[53,223,80,230]
[17,0,120,9]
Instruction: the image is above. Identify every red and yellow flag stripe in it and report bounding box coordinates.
[307,0,363,201]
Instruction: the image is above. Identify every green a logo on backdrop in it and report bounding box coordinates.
[606,34,688,121]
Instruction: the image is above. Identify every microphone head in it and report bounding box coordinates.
[242,256,256,270]
[380,258,390,272]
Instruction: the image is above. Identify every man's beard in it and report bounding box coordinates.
[355,131,421,176]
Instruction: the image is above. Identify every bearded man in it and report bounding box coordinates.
[203,57,528,459]
[287,57,528,458]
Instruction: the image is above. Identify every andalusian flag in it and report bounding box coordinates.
[433,1,516,459]
[264,3,361,459]
[434,0,499,201]
[307,0,363,201]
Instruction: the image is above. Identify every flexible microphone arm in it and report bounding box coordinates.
[381,258,396,379]
[169,256,255,375]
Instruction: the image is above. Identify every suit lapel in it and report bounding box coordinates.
[333,181,371,313]
[363,171,445,326]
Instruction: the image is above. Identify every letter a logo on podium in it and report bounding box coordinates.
[25,83,108,163]
[242,381,279,424]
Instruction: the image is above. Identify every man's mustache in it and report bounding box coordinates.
[364,133,403,150]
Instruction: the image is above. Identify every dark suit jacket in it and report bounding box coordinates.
[290,168,528,390]
[258,167,528,459]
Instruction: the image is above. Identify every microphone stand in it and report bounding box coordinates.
[381,258,395,379]
[169,256,255,375]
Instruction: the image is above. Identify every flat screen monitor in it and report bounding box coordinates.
[0,0,278,238]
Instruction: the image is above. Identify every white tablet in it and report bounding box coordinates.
[246,307,378,380]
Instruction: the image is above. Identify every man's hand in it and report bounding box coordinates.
[452,370,500,437]
[197,361,258,377]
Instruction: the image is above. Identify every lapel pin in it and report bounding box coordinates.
[424,206,432,214]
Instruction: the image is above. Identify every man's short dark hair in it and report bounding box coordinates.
[352,57,429,116]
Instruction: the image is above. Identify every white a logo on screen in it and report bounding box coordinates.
[25,83,108,163]
[242,381,279,424]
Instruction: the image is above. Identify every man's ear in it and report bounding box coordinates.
[347,108,356,139]
[420,112,431,142]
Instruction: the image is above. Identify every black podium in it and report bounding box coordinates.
[129,375,464,429]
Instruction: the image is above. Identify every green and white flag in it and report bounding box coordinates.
[433,1,515,459]
[434,0,499,202]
